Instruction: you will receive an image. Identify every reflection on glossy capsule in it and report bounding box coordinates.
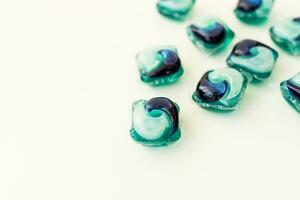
[130,97,181,147]
[136,46,184,86]
[156,0,196,21]
[192,68,247,111]
[280,72,300,113]
[270,17,300,55]
[226,39,278,82]
[187,17,234,54]
[234,0,275,24]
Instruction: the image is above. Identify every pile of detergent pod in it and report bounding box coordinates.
[130,0,300,147]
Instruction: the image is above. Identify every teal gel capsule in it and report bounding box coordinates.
[192,68,248,111]
[187,17,235,54]
[136,46,184,86]
[130,97,181,147]
[280,72,300,113]
[156,0,196,21]
[270,17,300,55]
[226,39,278,82]
[234,0,275,24]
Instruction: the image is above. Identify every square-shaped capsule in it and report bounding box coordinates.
[234,0,275,24]
[187,17,235,54]
[130,97,181,147]
[136,46,184,86]
[192,68,247,111]
[226,39,278,81]
[280,72,300,113]
[270,17,300,55]
[156,0,196,21]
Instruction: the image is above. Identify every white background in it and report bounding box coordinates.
[0,0,299,199]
